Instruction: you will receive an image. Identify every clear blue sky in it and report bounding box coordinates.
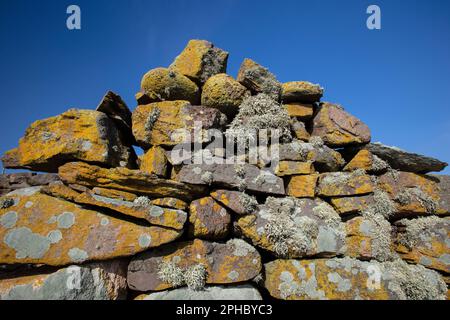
[1,0,449,173]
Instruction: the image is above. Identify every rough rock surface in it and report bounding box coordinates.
[311,103,371,147]
[237,59,281,100]
[127,238,261,291]
[0,259,128,300]
[0,188,181,266]
[188,197,231,240]
[285,103,314,120]
[282,81,323,103]
[139,146,169,177]
[330,194,375,215]
[432,174,450,214]
[0,173,59,196]
[367,142,448,173]
[2,109,134,172]
[317,171,374,197]
[286,174,318,198]
[210,190,258,215]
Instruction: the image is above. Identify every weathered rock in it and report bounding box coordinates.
[58,162,207,201]
[236,197,346,258]
[395,216,449,274]
[74,192,187,230]
[285,103,314,120]
[330,194,375,215]
[176,163,285,196]
[210,190,258,215]
[237,59,281,100]
[140,68,200,104]
[343,149,389,173]
[135,91,158,105]
[96,90,135,144]
[377,171,441,217]
[139,146,169,177]
[290,119,310,141]
[367,142,448,173]
[311,103,371,147]
[0,173,59,196]
[274,161,314,177]
[92,187,137,202]
[127,238,261,291]
[432,175,450,215]
[0,259,128,300]
[264,257,446,300]
[0,188,181,266]
[282,82,323,103]
[201,73,250,117]
[135,284,262,300]
[285,174,318,198]
[188,197,231,240]
[169,39,229,84]
[132,101,227,148]
[40,183,81,202]
[317,171,374,197]
[151,197,188,210]
[2,109,134,172]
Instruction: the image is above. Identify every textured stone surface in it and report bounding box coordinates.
[96,90,134,144]
[127,239,261,291]
[317,171,374,197]
[0,173,60,196]
[0,259,128,300]
[140,68,200,104]
[395,216,449,273]
[282,82,323,103]
[285,103,314,119]
[330,194,375,215]
[237,58,281,100]
[343,149,388,173]
[236,197,346,258]
[177,163,285,195]
[432,174,450,215]
[58,162,207,201]
[274,161,314,177]
[367,142,448,173]
[139,146,169,177]
[286,174,318,198]
[210,190,258,215]
[311,103,371,147]
[188,197,231,240]
[92,187,137,202]
[151,197,188,210]
[169,39,229,84]
[2,109,134,172]
[201,73,250,117]
[0,189,181,266]
[291,119,311,141]
[135,284,262,300]
[132,101,227,148]
[264,257,446,300]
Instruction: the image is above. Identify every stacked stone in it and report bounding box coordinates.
[0,39,449,300]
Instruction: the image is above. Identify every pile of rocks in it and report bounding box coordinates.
[0,40,449,300]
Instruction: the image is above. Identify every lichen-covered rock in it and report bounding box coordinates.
[264,257,446,300]
[274,161,314,177]
[377,171,441,217]
[210,190,258,215]
[330,194,375,215]
[135,284,262,300]
[285,104,314,122]
[343,149,389,173]
[96,90,135,144]
[140,68,200,104]
[188,197,231,240]
[132,101,227,148]
[151,197,188,210]
[74,192,187,230]
[0,189,181,266]
[0,173,59,196]
[367,142,448,173]
[92,187,137,202]
[432,174,450,215]
[395,216,449,273]
[0,259,128,300]
[139,146,169,177]
[201,73,250,117]
[127,238,261,291]
[282,82,323,103]
[317,171,374,197]
[290,118,311,141]
[311,103,371,147]
[2,109,134,172]
[40,183,81,202]
[237,59,282,100]
[285,174,318,198]
[169,39,229,84]
[236,197,346,258]
[176,163,285,196]
[58,162,207,201]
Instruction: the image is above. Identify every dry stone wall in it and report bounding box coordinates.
[0,39,449,300]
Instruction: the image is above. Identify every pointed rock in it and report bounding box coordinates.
[237,58,281,100]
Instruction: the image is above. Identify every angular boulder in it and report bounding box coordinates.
[343,149,389,173]
[330,194,375,215]
[0,173,59,196]
[210,190,258,215]
[127,238,261,291]
[281,81,323,103]
[151,197,188,211]
[317,171,374,197]
[274,161,314,177]
[285,103,314,119]
[311,103,371,147]
[285,174,318,198]
[237,58,281,100]
[188,197,231,240]
[139,146,169,177]
[2,109,134,172]
[432,174,450,215]
[0,189,181,266]
[290,119,311,141]
[169,39,229,84]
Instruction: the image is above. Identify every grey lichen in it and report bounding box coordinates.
[157,261,185,288]
[367,188,396,219]
[395,187,437,213]
[397,216,444,249]
[200,171,213,185]
[157,261,208,291]
[0,197,15,209]
[145,107,161,132]
[309,136,324,148]
[133,196,153,208]
[360,210,395,262]
[371,154,389,173]
[238,192,258,214]
[184,264,207,291]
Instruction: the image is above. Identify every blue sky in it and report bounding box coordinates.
[0,0,449,173]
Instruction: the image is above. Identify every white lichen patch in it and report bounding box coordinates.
[133,196,153,208]
[200,171,213,185]
[184,264,207,291]
[158,261,208,290]
[395,187,437,213]
[0,211,18,229]
[397,216,446,249]
[145,107,161,132]
[227,238,257,257]
[138,233,152,248]
[68,248,89,263]
[360,210,394,262]
[4,227,51,259]
[56,212,75,229]
[367,188,396,219]
[238,192,258,214]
